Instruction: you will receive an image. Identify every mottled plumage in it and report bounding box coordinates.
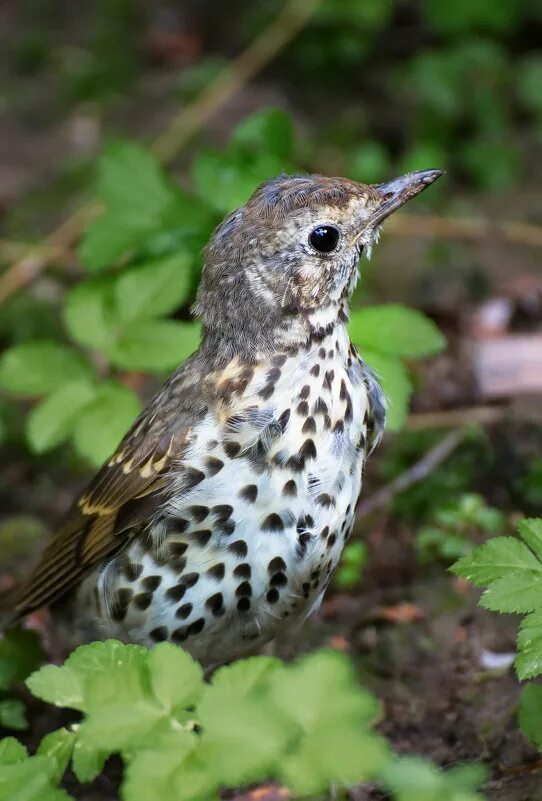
[10,169,442,665]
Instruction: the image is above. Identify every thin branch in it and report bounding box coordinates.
[357,429,467,518]
[0,0,321,308]
[387,213,542,249]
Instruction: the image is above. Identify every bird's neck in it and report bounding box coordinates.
[200,300,350,365]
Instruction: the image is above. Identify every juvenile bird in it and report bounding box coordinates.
[10,169,442,665]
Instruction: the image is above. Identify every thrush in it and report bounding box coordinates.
[9,169,442,665]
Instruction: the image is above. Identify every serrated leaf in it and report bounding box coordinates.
[71,739,107,784]
[0,699,27,731]
[106,320,201,371]
[26,380,96,454]
[37,730,74,783]
[0,342,92,398]
[480,573,542,614]
[26,665,84,711]
[148,643,203,711]
[66,640,147,678]
[114,253,194,323]
[381,755,485,801]
[0,754,72,801]
[518,518,542,563]
[231,108,294,160]
[123,731,197,801]
[0,738,28,765]
[516,612,542,680]
[349,305,446,359]
[63,278,117,351]
[209,656,282,699]
[72,382,141,466]
[0,629,44,691]
[361,349,410,430]
[519,684,542,749]
[451,536,542,587]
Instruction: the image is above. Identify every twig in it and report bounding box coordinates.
[357,428,467,517]
[0,0,321,308]
[405,405,506,430]
[387,213,542,249]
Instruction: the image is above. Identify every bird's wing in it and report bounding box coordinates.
[12,363,207,619]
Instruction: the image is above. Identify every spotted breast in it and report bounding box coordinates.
[75,325,384,664]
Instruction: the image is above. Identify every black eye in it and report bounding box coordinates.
[309,225,340,253]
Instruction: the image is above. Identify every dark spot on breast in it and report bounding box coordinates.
[184,467,205,490]
[323,414,332,430]
[267,367,282,384]
[316,493,334,508]
[133,592,152,611]
[270,571,287,587]
[212,504,233,523]
[302,416,316,434]
[278,408,291,431]
[205,593,224,616]
[166,583,186,602]
[310,363,320,377]
[313,398,328,415]
[224,441,242,458]
[266,588,280,604]
[300,439,317,460]
[188,505,208,523]
[176,602,193,619]
[172,627,188,643]
[333,420,344,434]
[183,572,200,588]
[262,513,284,532]
[273,354,288,367]
[236,581,252,598]
[142,575,162,592]
[234,563,252,579]
[228,540,248,558]
[149,626,168,642]
[318,347,326,359]
[340,380,347,400]
[239,484,258,503]
[237,597,251,612]
[302,582,310,598]
[282,479,297,497]
[327,533,337,548]
[268,556,286,573]
[169,541,188,557]
[323,370,335,390]
[320,526,330,540]
[220,520,236,536]
[296,400,309,416]
[206,457,224,476]
[259,384,276,401]
[170,518,189,534]
[299,385,310,400]
[193,529,212,548]
[207,563,225,581]
[187,618,205,636]
[296,532,312,559]
[122,562,143,581]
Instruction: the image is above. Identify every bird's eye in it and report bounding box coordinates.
[309,225,340,253]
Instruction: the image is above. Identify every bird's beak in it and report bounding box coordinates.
[369,169,445,226]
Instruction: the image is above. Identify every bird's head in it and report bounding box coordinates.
[195,170,443,353]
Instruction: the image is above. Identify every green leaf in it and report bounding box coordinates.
[0,699,27,731]
[0,738,28,765]
[519,684,542,749]
[66,640,148,679]
[123,731,198,801]
[79,141,200,271]
[148,643,203,712]
[37,730,75,783]
[518,56,542,114]
[26,380,96,453]
[71,739,107,783]
[0,754,73,801]
[192,148,286,214]
[480,573,542,614]
[0,630,44,691]
[78,703,165,752]
[106,320,201,371]
[451,536,542,587]
[231,108,294,160]
[209,656,282,699]
[517,519,542,563]
[381,755,485,801]
[114,253,194,323]
[72,381,141,466]
[349,305,446,359]
[63,278,116,351]
[26,665,84,711]
[516,612,542,680]
[361,349,410,430]
[0,342,92,398]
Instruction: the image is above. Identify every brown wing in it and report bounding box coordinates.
[12,360,208,619]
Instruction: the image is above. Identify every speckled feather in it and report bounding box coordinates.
[9,169,443,665]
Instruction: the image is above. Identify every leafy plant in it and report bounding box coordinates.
[452,518,542,749]
[0,629,43,732]
[416,492,505,564]
[0,639,486,801]
[0,109,445,467]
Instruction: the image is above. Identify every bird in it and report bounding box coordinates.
[7,169,443,665]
